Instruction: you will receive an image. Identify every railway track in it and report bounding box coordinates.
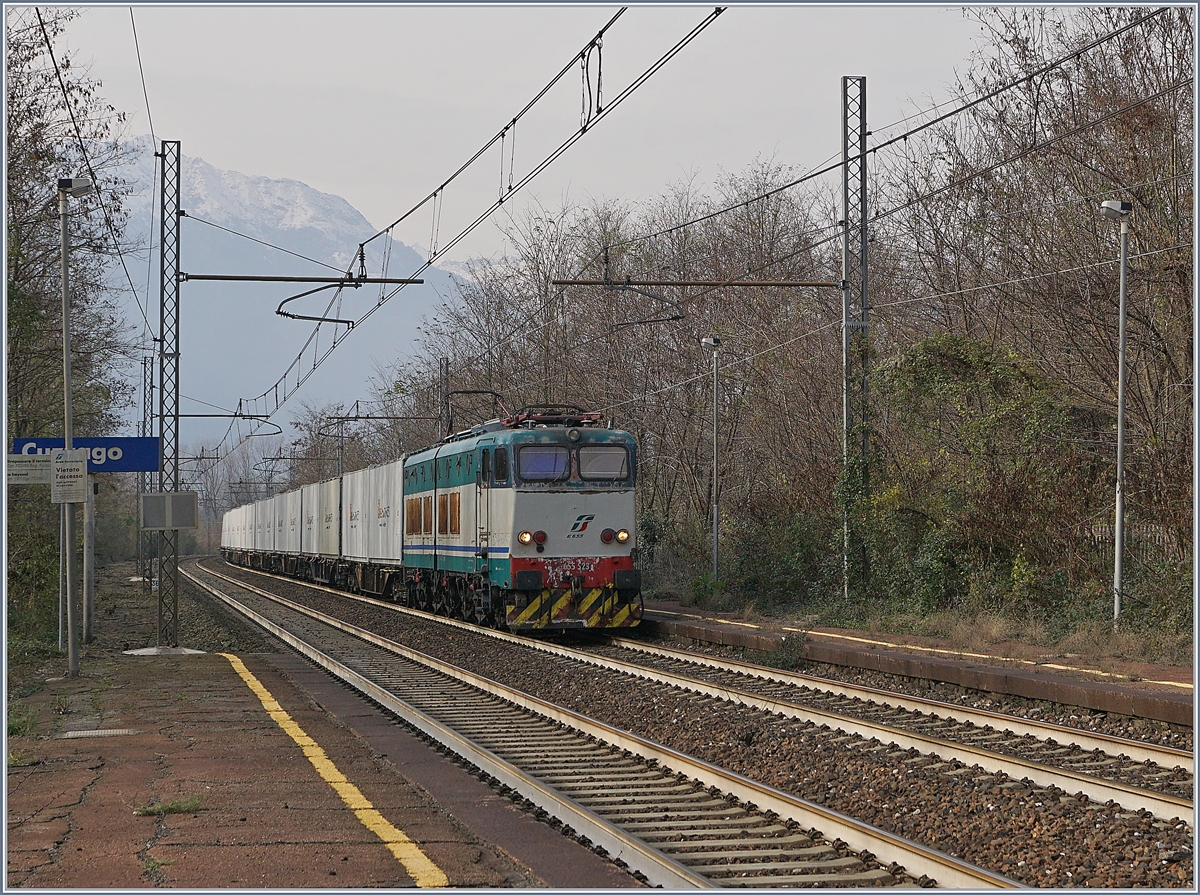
[184,560,1016,888]
[206,562,1190,817]
[187,559,1194,887]
[586,638,1194,816]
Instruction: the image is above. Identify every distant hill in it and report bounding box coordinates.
[114,136,462,443]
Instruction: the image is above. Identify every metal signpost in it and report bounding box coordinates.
[11,437,162,654]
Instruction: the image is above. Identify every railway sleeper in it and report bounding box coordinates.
[671,845,834,861]
[659,834,821,851]
[719,869,897,887]
[700,856,866,874]
[576,791,731,807]
[539,769,667,786]
[621,817,784,833]
[552,781,697,797]
[637,824,794,843]
[481,732,581,744]
[497,745,603,757]
[520,755,644,770]
[593,802,746,820]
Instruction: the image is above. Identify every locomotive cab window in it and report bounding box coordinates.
[578,445,630,481]
[493,446,510,484]
[480,449,489,487]
[517,445,570,481]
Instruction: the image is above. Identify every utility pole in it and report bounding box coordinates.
[701,337,721,580]
[138,355,154,582]
[83,473,94,643]
[1100,199,1132,627]
[439,357,451,437]
[59,176,92,677]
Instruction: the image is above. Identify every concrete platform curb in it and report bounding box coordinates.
[640,614,1193,726]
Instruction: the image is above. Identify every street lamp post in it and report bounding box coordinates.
[701,336,721,581]
[59,176,92,677]
[1100,199,1131,627]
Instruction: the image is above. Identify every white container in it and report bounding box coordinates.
[281,489,302,555]
[300,483,321,555]
[341,467,371,562]
[319,477,340,558]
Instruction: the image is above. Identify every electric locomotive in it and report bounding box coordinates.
[220,406,642,632]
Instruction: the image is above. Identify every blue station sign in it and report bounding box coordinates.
[12,437,162,473]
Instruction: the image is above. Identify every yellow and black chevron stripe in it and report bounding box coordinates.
[507,586,642,630]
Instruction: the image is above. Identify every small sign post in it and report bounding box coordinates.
[50,449,88,504]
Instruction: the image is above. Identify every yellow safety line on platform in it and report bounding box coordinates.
[220,653,449,887]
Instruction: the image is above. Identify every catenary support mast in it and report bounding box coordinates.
[157,140,182,647]
[841,76,869,601]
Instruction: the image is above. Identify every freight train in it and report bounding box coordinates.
[220,406,642,632]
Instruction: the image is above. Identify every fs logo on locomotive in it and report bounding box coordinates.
[567,514,596,539]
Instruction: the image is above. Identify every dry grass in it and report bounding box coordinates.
[862,608,1191,668]
[134,794,202,817]
[1057,623,1193,667]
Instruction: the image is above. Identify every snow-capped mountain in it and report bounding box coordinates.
[113,136,463,444]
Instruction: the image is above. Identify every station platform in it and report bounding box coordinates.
[640,601,1193,727]
[6,647,639,888]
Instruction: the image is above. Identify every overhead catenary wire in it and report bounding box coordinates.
[870,79,1190,228]
[198,7,636,469]
[185,214,347,273]
[591,241,1189,419]
[364,8,629,249]
[201,6,1177,477]
[35,7,156,342]
[588,6,1172,261]
[202,6,725,472]
[435,127,1189,405]
[129,8,158,352]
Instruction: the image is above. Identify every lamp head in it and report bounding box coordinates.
[58,177,93,198]
[701,336,721,351]
[1100,199,1132,221]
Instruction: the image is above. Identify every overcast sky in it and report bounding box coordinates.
[61,4,987,261]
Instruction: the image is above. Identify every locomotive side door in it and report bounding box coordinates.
[475,440,493,574]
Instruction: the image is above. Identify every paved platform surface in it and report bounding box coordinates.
[6,648,639,888]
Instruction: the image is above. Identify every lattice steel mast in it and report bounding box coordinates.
[841,76,869,600]
[157,140,181,647]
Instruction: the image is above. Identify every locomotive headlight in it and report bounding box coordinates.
[518,530,533,545]
[616,528,630,543]
[567,428,581,442]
